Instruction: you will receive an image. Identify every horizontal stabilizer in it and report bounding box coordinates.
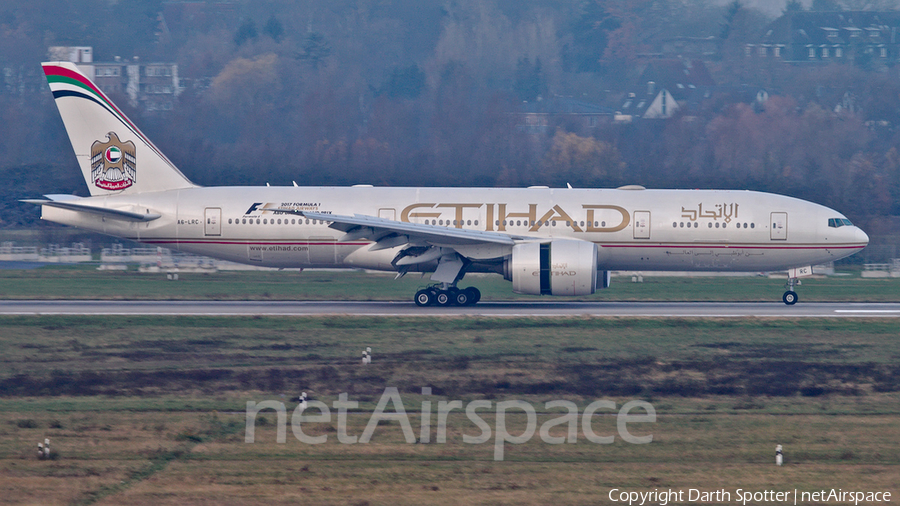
[22,198,160,222]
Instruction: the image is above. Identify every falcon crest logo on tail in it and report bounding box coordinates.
[91,132,136,190]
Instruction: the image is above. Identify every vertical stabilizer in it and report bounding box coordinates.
[42,62,196,196]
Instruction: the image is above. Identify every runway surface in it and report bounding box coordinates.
[1,300,899,317]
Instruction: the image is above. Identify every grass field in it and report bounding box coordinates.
[0,315,898,505]
[0,264,899,302]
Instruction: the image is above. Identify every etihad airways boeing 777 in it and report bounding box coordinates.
[26,62,868,306]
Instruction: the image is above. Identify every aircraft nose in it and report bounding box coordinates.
[856,227,869,247]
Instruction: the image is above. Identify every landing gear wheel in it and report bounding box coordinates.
[435,290,452,306]
[464,287,481,305]
[414,289,435,307]
[782,290,798,305]
[453,289,471,306]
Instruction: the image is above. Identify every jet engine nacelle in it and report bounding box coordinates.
[503,239,607,296]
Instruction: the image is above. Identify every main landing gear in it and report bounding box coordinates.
[782,277,800,306]
[414,284,481,307]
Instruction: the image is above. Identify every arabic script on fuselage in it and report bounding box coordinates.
[680,203,739,223]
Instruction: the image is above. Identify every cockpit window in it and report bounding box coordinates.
[828,218,854,228]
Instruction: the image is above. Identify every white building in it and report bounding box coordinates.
[48,46,182,111]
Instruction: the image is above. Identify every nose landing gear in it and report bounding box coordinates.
[414,284,481,307]
[782,277,799,305]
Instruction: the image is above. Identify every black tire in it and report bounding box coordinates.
[782,290,798,305]
[464,287,481,304]
[435,290,452,306]
[414,289,434,306]
[454,290,470,306]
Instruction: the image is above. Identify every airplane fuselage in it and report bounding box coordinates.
[40,186,868,273]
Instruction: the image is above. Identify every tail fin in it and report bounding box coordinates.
[42,62,196,196]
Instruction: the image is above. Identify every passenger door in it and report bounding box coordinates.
[770,212,787,240]
[204,207,221,236]
[633,211,651,239]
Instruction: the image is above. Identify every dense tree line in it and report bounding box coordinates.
[1,0,899,232]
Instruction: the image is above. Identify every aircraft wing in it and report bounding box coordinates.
[297,211,526,248]
[22,196,161,222]
[293,211,528,271]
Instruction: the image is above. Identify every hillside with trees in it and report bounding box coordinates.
[1,0,899,249]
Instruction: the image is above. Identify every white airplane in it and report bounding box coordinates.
[26,62,868,306]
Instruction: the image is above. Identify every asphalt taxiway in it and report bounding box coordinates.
[0,300,899,317]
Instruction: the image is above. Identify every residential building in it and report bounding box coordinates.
[748,11,900,66]
[618,59,715,121]
[518,96,615,133]
[660,36,720,60]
